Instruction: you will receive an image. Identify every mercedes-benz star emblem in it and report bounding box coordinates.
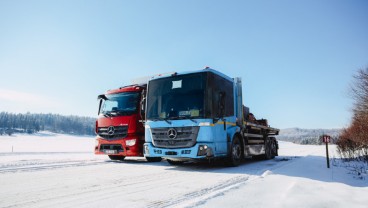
[167,128,177,139]
[107,126,115,136]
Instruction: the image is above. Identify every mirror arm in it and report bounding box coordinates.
[98,99,103,115]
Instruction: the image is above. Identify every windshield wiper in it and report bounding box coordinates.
[111,111,127,116]
[152,118,172,124]
[102,112,113,117]
[169,116,198,124]
[110,110,136,116]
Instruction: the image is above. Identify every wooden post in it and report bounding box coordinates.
[325,140,330,168]
[322,135,330,168]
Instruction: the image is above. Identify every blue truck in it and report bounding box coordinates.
[143,67,279,166]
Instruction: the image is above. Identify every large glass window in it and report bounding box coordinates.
[208,73,234,117]
[147,73,207,120]
[99,92,140,116]
[146,71,234,120]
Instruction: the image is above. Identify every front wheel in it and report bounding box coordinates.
[146,157,162,162]
[227,136,243,167]
[108,155,125,161]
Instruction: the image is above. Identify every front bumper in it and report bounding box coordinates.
[143,142,214,160]
[94,136,144,157]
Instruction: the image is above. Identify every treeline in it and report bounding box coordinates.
[289,136,339,145]
[278,128,340,145]
[0,112,96,136]
[337,68,368,161]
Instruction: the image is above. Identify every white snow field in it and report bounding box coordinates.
[0,133,367,208]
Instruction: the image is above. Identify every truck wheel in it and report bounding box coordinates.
[227,136,242,167]
[265,140,275,160]
[269,138,278,156]
[108,155,125,161]
[146,157,162,162]
[167,159,184,165]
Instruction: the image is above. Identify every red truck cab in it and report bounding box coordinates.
[94,84,161,162]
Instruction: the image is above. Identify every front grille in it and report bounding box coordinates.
[98,125,128,140]
[151,127,199,148]
[100,144,123,152]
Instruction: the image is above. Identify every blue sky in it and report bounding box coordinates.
[0,0,367,129]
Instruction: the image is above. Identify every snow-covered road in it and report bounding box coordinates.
[0,134,367,208]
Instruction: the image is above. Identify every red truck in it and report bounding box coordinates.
[94,84,162,162]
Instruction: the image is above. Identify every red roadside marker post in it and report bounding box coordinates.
[322,135,331,168]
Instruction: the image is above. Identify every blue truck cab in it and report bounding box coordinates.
[143,68,279,166]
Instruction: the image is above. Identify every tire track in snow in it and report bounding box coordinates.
[0,160,107,173]
[147,175,251,208]
[1,156,301,208]
[2,167,185,208]
[146,156,301,208]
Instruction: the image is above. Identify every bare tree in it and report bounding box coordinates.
[351,68,368,116]
[338,67,368,160]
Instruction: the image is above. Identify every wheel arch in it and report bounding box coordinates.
[227,126,243,154]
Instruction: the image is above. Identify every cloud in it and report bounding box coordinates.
[0,89,42,102]
[0,89,61,111]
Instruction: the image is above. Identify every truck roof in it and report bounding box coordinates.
[150,67,234,82]
[105,84,146,95]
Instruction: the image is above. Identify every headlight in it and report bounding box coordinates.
[197,145,213,156]
[126,139,136,146]
[144,145,150,155]
[95,139,99,147]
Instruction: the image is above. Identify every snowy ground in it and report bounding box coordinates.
[0,133,367,208]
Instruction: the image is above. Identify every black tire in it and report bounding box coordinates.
[167,159,185,165]
[264,139,276,160]
[146,157,162,162]
[271,139,278,157]
[108,155,125,161]
[227,136,243,167]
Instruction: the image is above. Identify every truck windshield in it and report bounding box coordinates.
[147,72,207,120]
[100,92,139,116]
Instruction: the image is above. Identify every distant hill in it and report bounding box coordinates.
[0,112,96,136]
[278,128,342,145]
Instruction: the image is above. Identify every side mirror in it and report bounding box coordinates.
[218,91,226,118]
[141,97,146,113]
[140,90,146,122]
[218,92,226,130]
[141,90,146,112]
[97,94,107,100]
[97,94,107,115]
[98,99,103,115]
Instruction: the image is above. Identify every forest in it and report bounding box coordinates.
[0,112,95,136]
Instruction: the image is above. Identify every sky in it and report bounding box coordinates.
[0,0,367,129]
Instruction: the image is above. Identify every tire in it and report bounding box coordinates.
[167,159,185,165]
[146,157,162,162]
[271,139,278,157]
[227,136,243,167]
[108,155,125,161]
[264,139,276,160]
